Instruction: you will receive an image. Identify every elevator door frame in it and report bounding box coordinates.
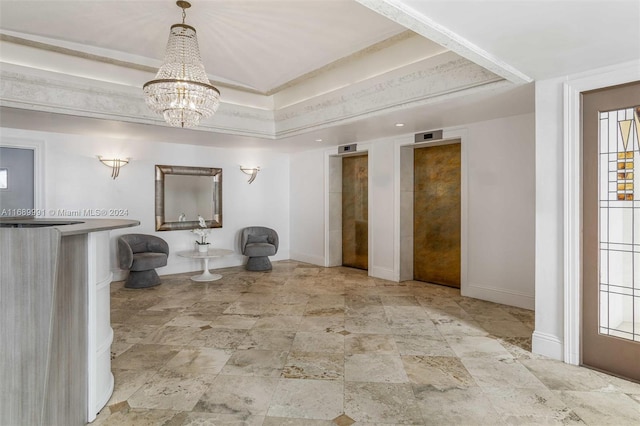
[341,153,369,270]
[325,146,372,273]
[395,132,468,294]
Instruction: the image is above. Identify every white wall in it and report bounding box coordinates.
[0,127,290,279]
[290,113,536,309]
[369,139,396,280]
[463,114,536,309]
[289,147,325,265]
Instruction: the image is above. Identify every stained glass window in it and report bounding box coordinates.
[599,105,640,341]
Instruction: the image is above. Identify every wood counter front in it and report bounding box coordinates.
[0,219,138,425]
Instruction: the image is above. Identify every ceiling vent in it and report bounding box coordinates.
[414,130,443,143]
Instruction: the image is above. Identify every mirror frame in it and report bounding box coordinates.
[155,165,222,231]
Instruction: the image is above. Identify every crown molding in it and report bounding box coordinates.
[274,52,504,137]
[1,52,506,140]
[0,64,275,138]
[354,0,532,84]
[0,32,264,95]
[266,30,419,96]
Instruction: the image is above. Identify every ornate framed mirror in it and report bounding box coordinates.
[155,165,222,231]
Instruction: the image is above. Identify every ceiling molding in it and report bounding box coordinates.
[0,33,266,96]
[0,33,158,73]
[0,66,275,139]
[275,52,504,137]
[0,52,504,141]
[266,30,419,96]
[354,0,533,84]
[1,30,440,100]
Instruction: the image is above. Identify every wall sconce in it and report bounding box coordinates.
[98,156,129,179]
[240,166,260,184]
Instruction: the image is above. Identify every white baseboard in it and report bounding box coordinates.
[111,251,296,284]
[111,255,246,283]
[370,266,396,281]
[532,330,564,361]
[290,251,325,266]
[111,269,126,282]
[462,283,534,310]
[272,250,290,262]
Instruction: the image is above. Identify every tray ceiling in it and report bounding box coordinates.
[0,0,409,93]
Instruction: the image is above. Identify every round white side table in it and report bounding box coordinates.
[177,248,234,282]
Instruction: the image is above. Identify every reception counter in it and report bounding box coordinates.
[0,218,139,425]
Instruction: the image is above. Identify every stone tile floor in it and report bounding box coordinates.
[91,261,640,425]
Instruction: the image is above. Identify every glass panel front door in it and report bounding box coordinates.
[583,81,640,382]
[599,106,640,342]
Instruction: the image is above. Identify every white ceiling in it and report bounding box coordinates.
[0,0,407,93]
[391,0,640,80]
[0,0,638,151]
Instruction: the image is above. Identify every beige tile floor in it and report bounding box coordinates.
[91,261,640,426]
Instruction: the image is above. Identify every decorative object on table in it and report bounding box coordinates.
[98,156,129,179]
[192,215,210,252]
[117,234,169,288]
[240,226,278,271]
[240,166,260,184]
[143,1,220,128]
[178,212,186,222]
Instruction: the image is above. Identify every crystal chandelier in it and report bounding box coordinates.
[143,1,220,128]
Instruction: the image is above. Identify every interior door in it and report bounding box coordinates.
[342,154,368,270]
[0,147,34,214]
[582,81,640,381]
[414,142,461,288]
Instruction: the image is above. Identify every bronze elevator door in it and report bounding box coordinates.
[414,143,461,288]
[342,154,368,270]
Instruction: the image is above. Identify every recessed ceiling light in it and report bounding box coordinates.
[395,123,405,127]
[315,138,323,142]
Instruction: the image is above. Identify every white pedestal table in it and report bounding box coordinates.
[177,248,235,282]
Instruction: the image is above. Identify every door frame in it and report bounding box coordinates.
[0,137,45,213]
[324,144,372,272]
[340,151,370,271]
[563,61,640,365]
[394,127,468,293]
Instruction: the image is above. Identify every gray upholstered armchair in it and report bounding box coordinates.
[117,234,169,288]
[241,226,278,271]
